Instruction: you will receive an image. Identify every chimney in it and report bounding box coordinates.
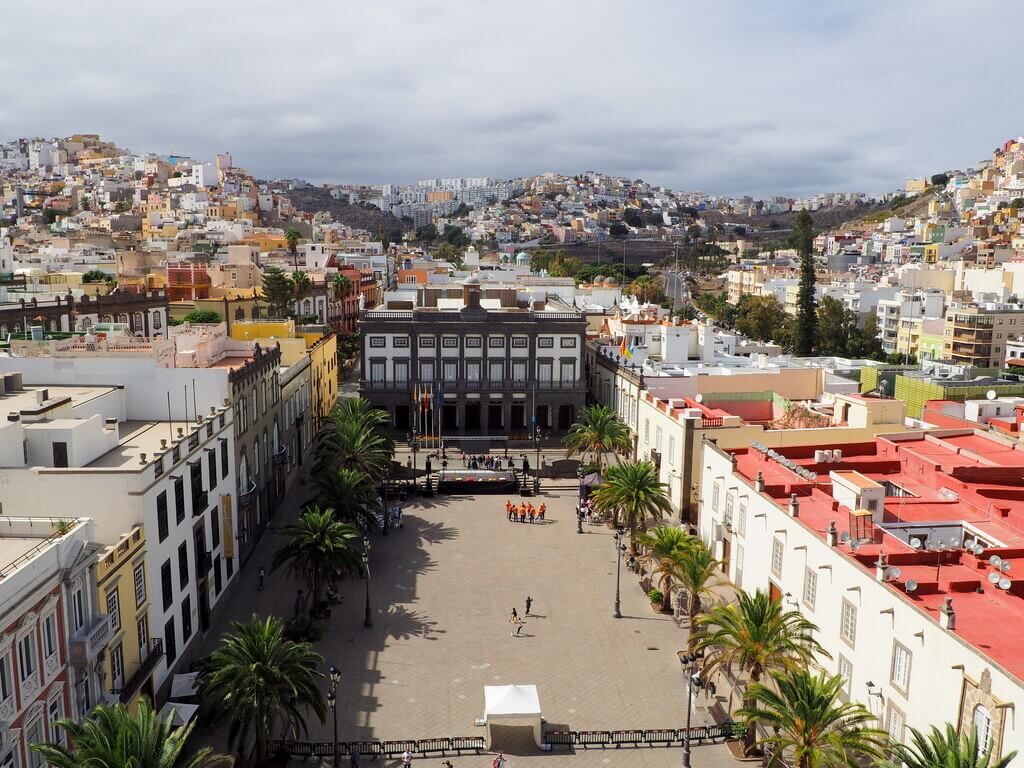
[826,520,838,546]
[939,596,956,631]
[789,493,799,517]
[7,412,19,422]
[36,388,48,404]
[730,454,738,472]
[875,550,888,582]
[755,472,765,492]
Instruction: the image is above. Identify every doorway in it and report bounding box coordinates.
[511,403,526,430]
[443,404,458,430]
[487,403,503,430]
[394,405,410,430]
[535,405,549,429]
[557,404,574,431]
[465,402,482,430]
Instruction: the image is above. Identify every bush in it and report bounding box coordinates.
[647,589,664,605]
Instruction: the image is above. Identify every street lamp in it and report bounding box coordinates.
[382,464,390,537]
[576,468,585,534]
[327,664,340,765]
[533,426,547,494]
[677,650,704,768]
[362,537,373,628]
[613,528,626,618]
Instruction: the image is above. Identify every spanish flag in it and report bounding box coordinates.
[619,336,633,359]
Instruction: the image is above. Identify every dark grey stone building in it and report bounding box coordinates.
[359,278,586,437]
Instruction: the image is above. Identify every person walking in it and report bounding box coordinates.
[525,596,532,616]
[538,503,546,521]
[510,607,518,622]
[401,749,413,766]
[257,566,265,591]
[349,747,361,767]
[510,619,525,637]
[492,752,507,768]
[528,506,536,524]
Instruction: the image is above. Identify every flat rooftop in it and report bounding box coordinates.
[0,383,120,412]
[727,429,1024,682]
[89,420,201,469]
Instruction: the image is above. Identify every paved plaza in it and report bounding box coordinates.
[195,477,741,767]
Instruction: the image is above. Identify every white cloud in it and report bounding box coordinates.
[1,0,1020,195]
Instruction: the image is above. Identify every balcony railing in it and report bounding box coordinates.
[360,379,585,393]
[70,614,115,665]
[116,639,164,704]
[272,446,289,466]
[239,482,257,513]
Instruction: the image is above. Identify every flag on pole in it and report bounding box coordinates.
[619,336,633,359]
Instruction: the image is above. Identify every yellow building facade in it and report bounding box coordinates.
[309,332,338,433]
[95,526,160,707]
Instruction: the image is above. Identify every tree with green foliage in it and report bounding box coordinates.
[734,295,788,343]
[609,222,629,238]
[442,224,470,248]
[272,506,362,607]
[261,267,294,318]
[687,224,702,242]
[332,273,353,299]
[182,309,222,324]
[739,669,887,767]
[31,699,228,768]
[930,173,950,187]
[629,275,665,304]
[81,269,112,284]
[888,722,1017,768]
[792,210,817,355]
[591,461,672,553]
[291,270,312,307]
[284,227,301,269]
[42,207,60,225]
[415,223,438,242]
[562,404,631,475]
[847,313,884,360]
[199,615,325,767]
[814,296,856,356]
[623,207,644,227]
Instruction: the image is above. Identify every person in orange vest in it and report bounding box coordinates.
[539,502,547,521]
[518,502,527,522]
[528,504,536,523]
[506,500,515,521]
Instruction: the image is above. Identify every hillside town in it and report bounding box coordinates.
[2,131,1024,768]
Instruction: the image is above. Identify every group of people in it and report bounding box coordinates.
[509,597,533,637]
[577,497,601,524]
[400,753,506,767]
[462,452,514,471]
[505,500,546,523]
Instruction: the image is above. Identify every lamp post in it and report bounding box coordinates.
[382,464,389,537]
[327,664,341,765]
[533,425,546,494]
[613,528,626,618]
[676,651,703,768]
[576,468,585,534]
[362,537,373,628]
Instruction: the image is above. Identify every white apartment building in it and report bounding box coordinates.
[0,374,239,701]
[876,290,946,354]
[699,432,1024,760]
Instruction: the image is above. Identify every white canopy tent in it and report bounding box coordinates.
[482,684,542,748]
[157,702,199,728]
[170,672,199,699]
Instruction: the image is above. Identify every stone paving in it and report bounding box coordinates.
[195,477,742,768]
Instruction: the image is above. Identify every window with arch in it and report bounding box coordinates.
[973,705,993,757]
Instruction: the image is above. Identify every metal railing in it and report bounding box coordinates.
[115,639,164,703]
[274,736,486,758]
[238,482,257,512]
[360,378,585,393]
[545,723,736,749]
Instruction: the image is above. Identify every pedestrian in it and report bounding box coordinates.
[294,589,304,617]
[425,457,432,475]
[510,607,518,622]
[258,566,265,591]
[492,753,507,768]
[402,749,413,766]
[442,761,453,768]
[539,503,546,521]
[510,620,525,637]
[525,596,532,616]
[349,747,361,767]
[528,506,536,523]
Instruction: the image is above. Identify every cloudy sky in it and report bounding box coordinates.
[1,1,1020,196]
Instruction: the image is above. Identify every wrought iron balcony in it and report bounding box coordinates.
[239,482,257,513]
[359,378,586,394]
[116,639,164,704]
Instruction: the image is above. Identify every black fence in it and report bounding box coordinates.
[544,722,736,749]
[274,736,486,759]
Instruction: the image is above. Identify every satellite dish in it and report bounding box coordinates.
[695,393,704,403]
[840,531,851,543]
[1001,562,1012,573]
[948,536,961,549]
[850,540,862,551]
[905,579,918,592]
[965,538,976,549]
[973,544,985,556]
[987,390,997,400]
[999,577,1012,590]
[990,555,1003,566]
[887,567,902,580]
[911,538,924,550]
[988,571,1001,584]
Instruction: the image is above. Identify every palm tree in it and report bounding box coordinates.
[562,405,631,475]
[31,698,228,768]
[890,723,1017,768]
[199,615,325,767]
[674,540,723,641]
[635,525,693,574]
[313,466,381,530]
[317,416,394,481]
[739,669,887,768]
[591,461,672,553]
[272,506,362,606]
[292,270,313,316]
[332,273,353,299]
[284,227,301,268]
[694,589,828,754]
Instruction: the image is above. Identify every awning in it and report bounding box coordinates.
[170,672,199,699]
[157,702,199,728]
[483,684,541,720]
[583,473,603,487]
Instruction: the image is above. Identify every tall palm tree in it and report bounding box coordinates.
[890,723,1017,768]
[317,417,394,481]
[313,466,381,530]
[674,540,724,641]
[591,461,672,553]
[563,404,631,474]
[331,397,391,430]
[31,698,228,768]
[292,270,313,315]
[739,669,887,768]
[272,506,362,606]
[284,227,301,269]
[694,589,828,754]
[199,615,325,767]
[635,525,693,575]
[332,273,353,299]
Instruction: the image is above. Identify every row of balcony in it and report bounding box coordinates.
[359,378,585,394]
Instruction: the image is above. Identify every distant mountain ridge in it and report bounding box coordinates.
[284,186,406,239]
